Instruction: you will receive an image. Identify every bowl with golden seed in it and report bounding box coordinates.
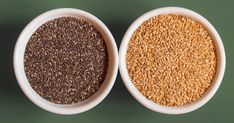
[119,7,226,114]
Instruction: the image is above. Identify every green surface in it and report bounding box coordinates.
[0,0,233,123]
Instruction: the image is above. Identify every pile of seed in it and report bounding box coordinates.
[126,14,217,106]
[24,17,108,104]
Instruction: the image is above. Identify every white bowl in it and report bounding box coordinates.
[119,7,226,114]
[14,8,118,115]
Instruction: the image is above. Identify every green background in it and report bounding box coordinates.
[0,0,233,123]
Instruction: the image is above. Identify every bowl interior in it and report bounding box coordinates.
[119,7,225,114]
[14,8,118,114]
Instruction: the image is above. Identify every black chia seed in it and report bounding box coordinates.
[24,17,108,104]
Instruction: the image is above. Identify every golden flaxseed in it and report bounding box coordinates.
[126,14,217,106]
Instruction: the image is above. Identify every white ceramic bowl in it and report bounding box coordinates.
[119,7,226,114]
[14,8,118,115]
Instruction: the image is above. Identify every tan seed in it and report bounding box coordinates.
[126,14,217,106]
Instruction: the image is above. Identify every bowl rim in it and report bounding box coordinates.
[13,8,118,115]
[119,6,226,114]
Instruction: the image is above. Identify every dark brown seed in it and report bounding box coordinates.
[24,17,108,104]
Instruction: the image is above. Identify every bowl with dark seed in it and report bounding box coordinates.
[14,8,118,115]
[119,7,225,114]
